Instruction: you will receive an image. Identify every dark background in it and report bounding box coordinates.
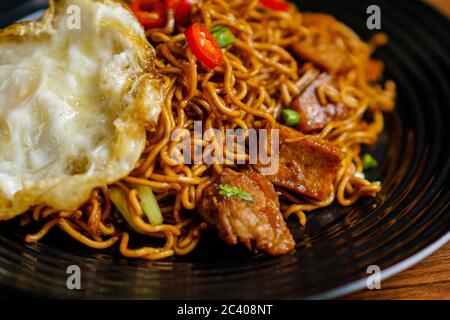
[0,0,47,27]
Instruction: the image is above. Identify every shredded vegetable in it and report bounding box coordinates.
[137,186,164,225]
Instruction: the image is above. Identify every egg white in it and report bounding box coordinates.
[0,0,163,220]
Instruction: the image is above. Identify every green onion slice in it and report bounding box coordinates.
[210,25,236,48]
[109,186,146,234]
[362,153,378,170]
[219,183,254,203]
[136,186,163,225]
[280,109,300,127]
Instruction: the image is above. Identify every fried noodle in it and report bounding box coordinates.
[22,0,396,260]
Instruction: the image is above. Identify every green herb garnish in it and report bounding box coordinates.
[210,25,236,48]
[362,153,378,170]
[219,184,254,203]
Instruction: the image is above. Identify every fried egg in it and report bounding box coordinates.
[0,0,163,220]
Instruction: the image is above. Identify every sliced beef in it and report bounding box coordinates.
[290,73,348,132]
[255,125,343,201]
[198,168,295,255]
[291,14,361,74]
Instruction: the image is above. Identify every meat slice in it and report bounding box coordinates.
[255,125,343,201]
[198,168,295,255]
[291,14,363,74]
[290,73,348,132]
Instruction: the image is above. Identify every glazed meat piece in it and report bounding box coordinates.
[290,14,361,74]
[290,73,348,132]
[198,168,295,255]
[256,125,343,201]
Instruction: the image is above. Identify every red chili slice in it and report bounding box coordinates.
[184,23,224,69]
[260,0,290,11]
[131,0,192,29]
[174,0,192,26]
[166,0,176,9]
[130,0,166,29]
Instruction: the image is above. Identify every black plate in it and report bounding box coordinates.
[0,0,449,299]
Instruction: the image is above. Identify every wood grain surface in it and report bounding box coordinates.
[343,243,450,299]
[345,0,450,301]
[427,0,450,17]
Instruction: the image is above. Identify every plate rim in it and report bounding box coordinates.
[307,232,450,299]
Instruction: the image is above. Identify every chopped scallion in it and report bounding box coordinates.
[137,186,163,225]
[210,25,236,48]
[218,183,254,203]
[280,109,300,127]
[109,186,145,234]
[362,153,378,170]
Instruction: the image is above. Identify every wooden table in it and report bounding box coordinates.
[345,0,450,300]
[427,0,450,17]
[344,243,450,299]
